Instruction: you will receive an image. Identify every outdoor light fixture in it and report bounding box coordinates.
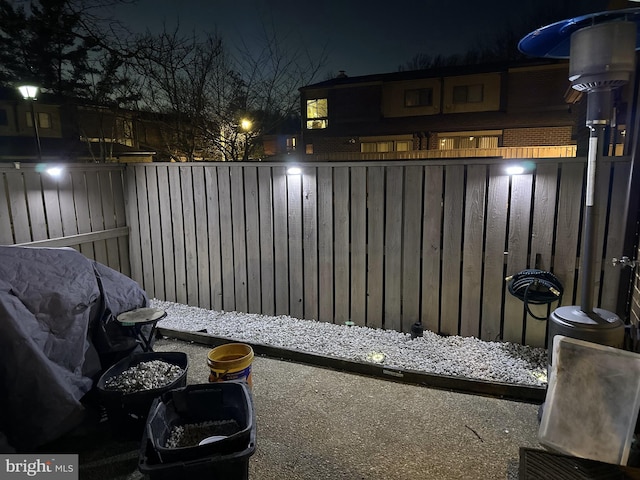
[505,165,525,175]
[240,118,252,131]
[18,85,38,100]
[46,166,63,178]
[287,167,302,175]
[17,84,42,161]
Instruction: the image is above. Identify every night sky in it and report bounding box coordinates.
[113,0,612,78]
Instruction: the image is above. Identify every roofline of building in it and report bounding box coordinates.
[299,58,569,91]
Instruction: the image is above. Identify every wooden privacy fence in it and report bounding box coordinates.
[0,163,130,276]
[126,158,628,347]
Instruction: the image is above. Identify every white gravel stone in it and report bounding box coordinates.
[151,299,548,387]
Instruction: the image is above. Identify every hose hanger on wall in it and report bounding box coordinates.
[506,270,564,320]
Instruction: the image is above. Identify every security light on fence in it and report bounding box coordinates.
[505,165,525,175]
[46,166,63,178]
[287,167,302,175]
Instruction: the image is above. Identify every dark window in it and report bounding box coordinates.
[453,84,484,104]
[0,109,7,126]
[404,88,433,107]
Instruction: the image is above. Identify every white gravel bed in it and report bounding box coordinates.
[151,299,548,387]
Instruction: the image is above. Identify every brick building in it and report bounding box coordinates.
[298,60,630,160]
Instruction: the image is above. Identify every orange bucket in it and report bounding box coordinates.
[207,343,254,387]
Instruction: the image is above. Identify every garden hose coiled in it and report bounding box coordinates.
[506,269,564,320]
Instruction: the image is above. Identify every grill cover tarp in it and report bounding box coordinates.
[0,246,148,450]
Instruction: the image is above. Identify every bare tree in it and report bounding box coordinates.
[132,19,325,161]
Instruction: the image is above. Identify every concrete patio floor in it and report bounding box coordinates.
[46,337,543,479]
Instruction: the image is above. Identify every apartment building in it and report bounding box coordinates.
[299,60,629,160]
[0,87,154,163]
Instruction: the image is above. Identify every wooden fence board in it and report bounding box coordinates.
[367,167,385,329]
[217,166,235,310]
[230,167,248,312]
[272,166,289,315]
[526,163,559,347]
[193,166,211,309]
[145,168,164,300]
[334,167,350,324]
[24,173,47,241]
[205,167,222,310]
[168,167,187,305]
[181,167,198,306]
[317,167,334,322]
[303,169,319,321]
[287,172,304,319]
[503,174,534,344]
[601,162,629,311]
[244,167,261,314]
[204,167,223,310]
[402,166,423,332]
[133,169,153,296]
[71,171,94,260]
[481,166,509,341]
[460,165,487,338]
[157,167,175,302]
[554,162,585,306]
[41,174,63,240]
[7,172,30,243]
[441,165,464,336]
[421,165,443,333]
[0,173,12,244]
[112,169,130,277]
[98,170,121,272]
[384,167,403,331]
[350,167,367,326]
[258,167,275,315]
[126,167,142,283]
[85,171,108,266]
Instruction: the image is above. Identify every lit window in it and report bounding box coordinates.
[26,112,51,129]
[404,88,433,107]
[305,143,314,154]
[438,135,499,150]
[306,98,328,129]
[286,136,297,151]
[396,141,411,152]
[453,84,484,104]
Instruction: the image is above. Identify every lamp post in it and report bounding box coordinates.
[18,85,42,161]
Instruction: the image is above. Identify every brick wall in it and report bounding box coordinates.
[503,126,573,147]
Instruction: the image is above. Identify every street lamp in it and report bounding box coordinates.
[240,118,252,131]
[18,84,42,161]
[239,117,253,161]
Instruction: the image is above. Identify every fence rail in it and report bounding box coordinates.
[125,158,628,347]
